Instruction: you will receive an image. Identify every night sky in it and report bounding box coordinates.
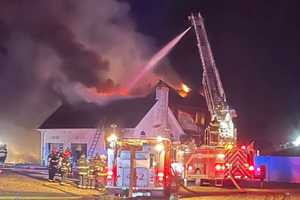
[126,0,300,150]
[0,0,300,161]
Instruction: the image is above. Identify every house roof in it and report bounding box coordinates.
[39,94,155,129]
[39,81,207,129]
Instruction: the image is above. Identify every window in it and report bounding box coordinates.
[119,151,149,160]
[135,152,149,160]
[71,143,87,162]
[120,151,130,160]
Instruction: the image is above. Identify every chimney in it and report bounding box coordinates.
[155,81,169,131]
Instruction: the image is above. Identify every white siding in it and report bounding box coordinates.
[38,128,106,166]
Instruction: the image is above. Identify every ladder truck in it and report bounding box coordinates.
[190,13,236,144]
[183,13,263,187]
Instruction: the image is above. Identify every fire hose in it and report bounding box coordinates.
[170,167,245,195]
[228,172,244,192]
[170,167,289,199]
[170,166,201,194]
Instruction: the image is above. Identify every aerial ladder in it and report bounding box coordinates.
[189,13,237,145]
[181,13,260,188]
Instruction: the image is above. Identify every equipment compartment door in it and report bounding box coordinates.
[136,167,149,187]
[123,167,130,187]
[117,167,130,187]
[116,151,131,187]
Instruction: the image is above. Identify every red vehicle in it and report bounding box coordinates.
[183,144,257,186]
[182,13,264,187]
[106,136,174,197]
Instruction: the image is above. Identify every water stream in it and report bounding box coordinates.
[127,27,191,92]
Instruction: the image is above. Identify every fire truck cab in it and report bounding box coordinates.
[183,143,258,186]
[106,136,173,197]
[184,145,226,186]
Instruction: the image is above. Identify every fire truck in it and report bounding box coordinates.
[183,143,257,186]
[182,13,264,187]
[105,135,176,197]
[105,12,265,195]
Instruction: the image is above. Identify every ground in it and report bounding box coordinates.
[179,186,299,200]
[0,167,300,200]
[0,168,113,199]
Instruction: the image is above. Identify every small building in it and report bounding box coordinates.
[255,146,300,183]
[38,81,207,166]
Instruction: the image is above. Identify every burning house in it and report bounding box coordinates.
[38,81,207,166]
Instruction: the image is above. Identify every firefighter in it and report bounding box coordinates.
[48,149,59,182]
[69,152,74,175]
[87,156,96,189]
[77,154,89,188]
[59,149,71,185]
[94,154,107,190]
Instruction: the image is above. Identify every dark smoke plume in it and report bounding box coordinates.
[0,0,180,162]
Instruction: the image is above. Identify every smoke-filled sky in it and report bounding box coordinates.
[0,0,180,162]
[1,0,300,161]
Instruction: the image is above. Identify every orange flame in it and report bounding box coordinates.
[85,87,128,97]
[181,83,191,93]
[178,83,191,98]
